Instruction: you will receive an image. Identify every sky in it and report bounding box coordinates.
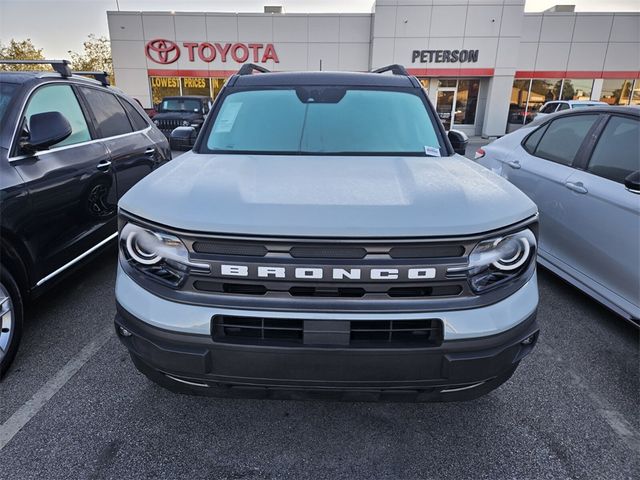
[1,0,638,58]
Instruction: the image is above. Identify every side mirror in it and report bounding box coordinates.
[170,126,197,151]
[21,111,72,153]
[448,129,468,156]
[624,171,640,194]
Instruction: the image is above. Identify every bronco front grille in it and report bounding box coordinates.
[212,316,444,348]
[183,235,474,302]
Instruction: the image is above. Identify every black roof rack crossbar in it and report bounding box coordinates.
[74,71,110,86]
[237,63,270,75]
[0,59,72,77]
[371,64,409,76]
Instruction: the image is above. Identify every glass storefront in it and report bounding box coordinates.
[149,76,227,107]
[508,79,531,127]
[418,78,430,95]
[631,81,640,105]
[149,77,180,106]
[600,79,634,105]
[509,77,640,129]
[561,79,593,101]
[422,78,480,130]
[181,77,210,96]
[528,78,562,115]
[455,80,479,125]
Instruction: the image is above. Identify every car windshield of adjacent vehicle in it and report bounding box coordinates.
[202,87,442,156]
[159,98,202,113]
[0,82,19,124]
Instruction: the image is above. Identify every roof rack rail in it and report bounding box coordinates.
[371,64,409,76]
[237,63,270,75]
[0,59,72,77]
[74,71,110,86]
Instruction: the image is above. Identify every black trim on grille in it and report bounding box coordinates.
[212,315,444,348]
[192,241,268,256]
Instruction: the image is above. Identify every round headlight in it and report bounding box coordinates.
[491,235,531,271]
[125,229,162,265]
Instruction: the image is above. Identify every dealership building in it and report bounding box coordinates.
[107,0,640,136]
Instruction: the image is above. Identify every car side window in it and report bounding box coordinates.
[119,98,150,131]
[532,114,599,166]
[522,124,549,154]
[587,116,639,184]
[78,87,133,138]
[24,84,91,148]
[557,103,570,111]
[540,103,557,114]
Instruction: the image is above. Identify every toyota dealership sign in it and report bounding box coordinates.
[145,39,280,65]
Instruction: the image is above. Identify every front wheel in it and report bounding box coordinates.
[0,267,23,379]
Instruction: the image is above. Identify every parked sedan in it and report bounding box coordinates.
[475,106,639,325]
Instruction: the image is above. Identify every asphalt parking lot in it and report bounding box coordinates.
[1,145,638,480]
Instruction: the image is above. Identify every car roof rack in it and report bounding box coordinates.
[74,71,110,86]
[0,59,72,77]
[237,63,270,75]
[371,64,409,76]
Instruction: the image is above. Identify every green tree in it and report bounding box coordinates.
[0,38,47,71]
[68,35,114,84]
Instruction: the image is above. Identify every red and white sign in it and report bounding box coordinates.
[145,39,279,65]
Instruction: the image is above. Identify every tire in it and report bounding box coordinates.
[0,266,24,379]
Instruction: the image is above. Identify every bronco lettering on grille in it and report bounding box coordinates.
[218,265,436,281]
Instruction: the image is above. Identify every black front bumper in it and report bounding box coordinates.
[115,304,538,401]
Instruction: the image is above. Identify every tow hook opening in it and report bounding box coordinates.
[118,326,132,337]
[521,332,538,346]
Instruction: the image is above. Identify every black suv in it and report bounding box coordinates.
[0,60,170,376]
[152,95,212,150]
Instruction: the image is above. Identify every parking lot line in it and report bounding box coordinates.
[0,328,113,450]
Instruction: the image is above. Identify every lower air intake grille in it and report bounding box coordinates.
[212,316,443,348]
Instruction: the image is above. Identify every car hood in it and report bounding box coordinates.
[119,153,537,237]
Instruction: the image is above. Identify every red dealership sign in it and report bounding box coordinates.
[145,39,279,65]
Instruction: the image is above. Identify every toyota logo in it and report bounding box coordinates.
[145,39,180,64]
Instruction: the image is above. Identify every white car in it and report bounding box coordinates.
[534,100,607,119]
[475,106,639,324]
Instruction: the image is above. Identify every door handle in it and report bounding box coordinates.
[144,148,156,155]
[565,181,588,194]
[506,160,521,169]
[96,160,112,171]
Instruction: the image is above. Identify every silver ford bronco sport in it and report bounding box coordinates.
[115,64,539,401]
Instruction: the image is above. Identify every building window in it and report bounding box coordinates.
[561,79,593,101]
[418,78,430,96]
[181,77,210,97]
[150,76,180,106]
[508,79,531,127]
[454,79,480,125]
[600,79,634,105]
[631,80,640,106]
[211,78,227,98]
[528,79,562,115]
[438,79,457,88]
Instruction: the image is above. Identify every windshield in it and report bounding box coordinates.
[572,103,599,108]
[159,98,202,113]
[203,88,442,155]
[0,82,19,123]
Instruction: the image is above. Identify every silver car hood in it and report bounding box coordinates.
[119,152,537,237]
